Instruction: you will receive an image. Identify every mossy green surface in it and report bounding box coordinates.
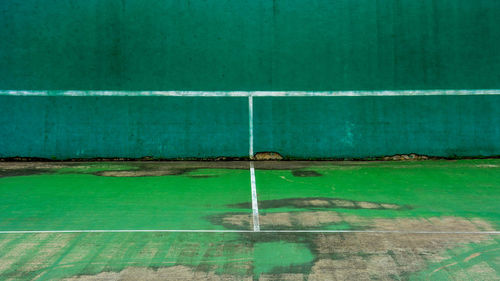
[253,241,314,278]
[410,236,500,280]
[256,159,500,229]
[0,168,251,230]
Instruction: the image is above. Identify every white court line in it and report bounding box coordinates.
[250,162,260,231]
[1,90,500,97]
[0,230,498,234]
[248,95,254,158]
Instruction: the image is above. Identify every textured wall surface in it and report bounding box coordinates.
[1,0,499,159]
[254,95,500,158]
[1,0,500,90]
[0,96,249,159]
[1,95,499,159]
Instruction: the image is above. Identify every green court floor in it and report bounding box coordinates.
[0,160,499,280]
[0,163,252,231]
[254,160,500,230]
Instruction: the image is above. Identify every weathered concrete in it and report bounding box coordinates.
[0,160,499,279]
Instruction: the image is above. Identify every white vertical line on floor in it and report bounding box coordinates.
[250,161,260,231]
[248,95,254,159]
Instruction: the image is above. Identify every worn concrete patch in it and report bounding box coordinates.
[62,265,251,281]
[0,161,319,178]
[451,261,498,279]
[218,212,344,229]
[291,170,322,177]
[214,202,498,279]
[94,168,195,177]
[309,233,497,280]
[231,197,405,211]
[187,175,219,178]
[1,228,497,280]
[382,154,430,161]
[0,168,50,178]
[253,152,284,161]
[217,210,495,232]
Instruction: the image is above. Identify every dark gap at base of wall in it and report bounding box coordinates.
[1,154,499,162]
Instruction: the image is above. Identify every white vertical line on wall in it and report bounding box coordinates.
[250,161,260,231]
[248,95,254,159]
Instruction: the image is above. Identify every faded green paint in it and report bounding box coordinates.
[0,96,249,159]
[0,167,251,230]
[254,95,500,158]
[410,237,500,280]
[0,161,499,279]
[1,0,500,90]
[0,232,498,280]
[256,159,500,229]
[1,160,499,231]
[0,232,254,280]
[253,242,314,278]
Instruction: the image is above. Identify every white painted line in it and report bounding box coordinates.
[1,90,500,97]
[248,95,254,158]
[250,162,260,231]
[0,230,498,234]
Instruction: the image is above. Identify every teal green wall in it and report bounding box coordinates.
[1,0,500,90]
[0,97,249,159]
[1,95,499,159]
[1,1,500,158]
[254,95,500,159]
